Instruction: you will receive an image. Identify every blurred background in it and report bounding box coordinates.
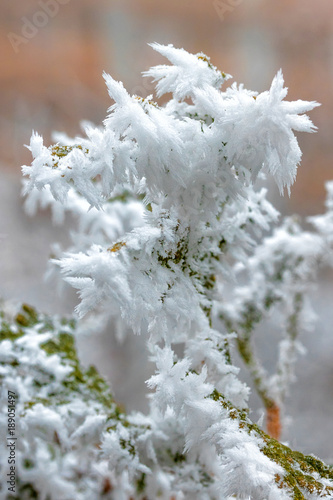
[2,0,333,212]
[1,0,333,461]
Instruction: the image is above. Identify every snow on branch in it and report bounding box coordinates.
[14,44,333,498]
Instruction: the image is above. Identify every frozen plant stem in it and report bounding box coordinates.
[234,294,304,440]
[11,43,333,498]
[236,332,282,439]
[1,304,333,499]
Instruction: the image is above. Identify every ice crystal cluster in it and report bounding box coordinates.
[1,44,333,499]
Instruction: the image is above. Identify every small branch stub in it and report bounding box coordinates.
[266,403,281,441]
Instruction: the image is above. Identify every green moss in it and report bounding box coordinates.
[39,334,115,410]
[287,292,303,341]
[0,304,41,342]
[166,448,187,464]
[262,439,333,498]
[24,398,60,411]
[1,305,117,415]
[274,261,288,282]
[174,451,186,463]
[0,323,23,342]
[210,390,333,498]
[8,482,40,500]
[156,235,189,271]
[15,304,39,327]
[136,473,146,494]
[82,366,115,409]
[119,438,136,457]
[236,334,275,409]
[4,305,332,499]
[200,470,214,487]
[202,274,216,290]
[23,459,34,469]
[26,318,114,409]
[41,332,77,361]
[264,294,280,310]
[239,302,262,334]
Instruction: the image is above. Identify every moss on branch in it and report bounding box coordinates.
[210,390,333,499]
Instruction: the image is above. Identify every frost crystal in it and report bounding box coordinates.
[6,44,333,498]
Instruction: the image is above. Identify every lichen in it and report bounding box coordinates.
[49,144,89,168]
[107,241,126,253]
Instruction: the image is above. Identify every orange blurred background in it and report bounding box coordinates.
[2,0,333,213]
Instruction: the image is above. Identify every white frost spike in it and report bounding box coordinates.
[16,43,331,500]
[144,42,230,99]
